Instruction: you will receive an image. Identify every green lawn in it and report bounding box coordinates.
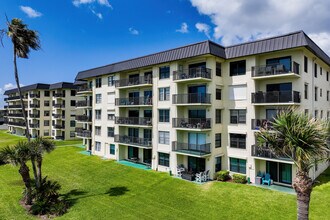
[0,130,329,219]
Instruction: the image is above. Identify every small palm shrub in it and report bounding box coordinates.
[232,174,247,184]
[217,170,230,181]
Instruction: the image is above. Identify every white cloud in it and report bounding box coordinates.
[195,23,210,38]
[20,6,42,18]
[73,0,112,8]
[129,27,139,35]
[90,9,103,19]
[176,22,189,34]
[4,83,15,90]
[190,0,330,55]
[309,32,330,57]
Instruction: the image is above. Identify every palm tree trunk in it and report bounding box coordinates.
[18,162,32,205]
[293,171,313,220]
[31,157,39,188]
[13,46,30,142]
[37,157,42,187]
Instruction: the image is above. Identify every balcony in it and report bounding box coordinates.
[29,123,39,129]
[172,93,211,105]
[251,91,300,105]
[30,94,40,98]
[8,105,22,109]
[30,104,40,108]
[251,62,300,79]
[75,115,92,122]
[8,121,26,127]
[114,135,152,148]
[6,95,27,101]
[53,114,64,119]
[115,97,152,106]
[54,124,65,129]
[54,104,65,108]
[76,130,92,138]
[54,93,64,98]
[251,145,291,161]
[76,100,92,108]
[7,113,24,118]
[172,141,211,157]
[173,118,211,130]
[115,76,152,88]
[77,86,92,93]
[29,114,40,118]
[115,117,152,126]
[251,119,274,130]
[173,67,212,82]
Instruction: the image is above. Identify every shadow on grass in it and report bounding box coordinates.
[61,189,88,207]
[313,167,330,187]
[105,186,129,197]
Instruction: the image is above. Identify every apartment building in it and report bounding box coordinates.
[4,82,82,140]
[75,31,330,186]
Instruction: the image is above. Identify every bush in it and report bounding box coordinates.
[217,170,230,181]
[232,174,247,184]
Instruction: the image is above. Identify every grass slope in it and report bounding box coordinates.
[0,130,329,219]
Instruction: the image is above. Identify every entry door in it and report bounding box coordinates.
[188,85,206,94]
[266,109,277,121]
[128,110,139,118]
[143,149,152,164]
[144,110,152,118]
[128,146,139,159]
[188,157,205,173]
[266,161,278,182]
[279,163,292,184]
[266,83,292,92]
[188,133,206,151]
[188,110,206,119]
[128,128,139,137]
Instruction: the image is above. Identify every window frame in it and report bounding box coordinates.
[158,131,170,145]
[159,87,170,101]
[230,109,246,124]
[159,109,170,122]
[215,133,221,148]
[230,60,246,76]
[158,152,170,167]
[159,66,170,79]
[230,158,246,174]
[229,133,246,149]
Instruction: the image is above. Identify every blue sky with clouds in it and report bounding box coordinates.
[1,0,330,108]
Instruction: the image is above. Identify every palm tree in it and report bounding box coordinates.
[5,18,41,142]
[30,137,55,188]
[0,141,33,205]
[256,110,330,220]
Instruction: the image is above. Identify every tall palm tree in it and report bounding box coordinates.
[256,110,330,220]
[5,18,41,142]
[30,137,55,188]
[0,141,33,205]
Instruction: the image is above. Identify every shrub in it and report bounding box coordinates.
[232,174,247,184]
[217,170,230,181]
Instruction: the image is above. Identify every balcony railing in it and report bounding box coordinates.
[76,100,92,108]
[54,124,65,129]
[29,114,40,118]
[54,104,65,108]
[8,105,22,109]
[115,97,152,106]
[75,115,92,122]
[172,141,211,156]
[30,94,40,98]
[7,113,24,118]
[251,119,274,130]
[29,123,39,128]
[251,91,300,104]
[53,114,64,119]
[54,93,64,98]
[77,86,92,93]
[115,117,152,126]
[172,118,211,129]
[7,96,27,101]
[76,130,92,138]
[30,104,40,108]
[8,121,26,127]
[251,145,290,160]
[251,62,300,77]
[114,135,152,148]
[115,76,152,88]
[172,93,211,104]
[173,67,212,81]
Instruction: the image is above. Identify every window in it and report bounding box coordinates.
[107,127,114,137]
[108,76,114,86]
[159,66,170,79]
[159,87,170,101]
[327,91,329,101]
[44,120,49,126]
[230,158,246,174]
[95,141,101,151]
[314,63,317,78]
[96,94,102,104]
[216,62,221,76]
[230,60,246,76]
[305,109,309,115]
[44,91,50,97]
[315,87,318,101]
[215,156,222,172]
[108,114,115,120]
[216,89,221,100]
[230,109,246,124]
[70,131,75,138]
[228,85,247,100]
[44,100,50,107]
[320,67,323,75]
[95,110,101,120]
[44,111,50,116]
[158,152,169,167]
[327,72,329,81]
[95,126,101,136]
[70,100,76,107]
[109,144,115,155]
[215,133,221,148]
[315,110,318,118]
[320,89,322,97]
[216,109,221,123]
[230,134,246,149]
[304,56,308,73]
[71,90,76,96]
[95,78,102,88]
[320,110,323,119]
[327,111,330,119]
[44,130,49,136]
[70,120,75,127]
[159,131,170,145]
[304,83,308,99]
[159,109,169,122]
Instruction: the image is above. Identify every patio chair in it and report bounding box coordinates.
[195,172,203,183]
[262,173,272,186]
[177,166,185,177]
[202,170,209,182]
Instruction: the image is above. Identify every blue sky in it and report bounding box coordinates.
[1,0,330,108]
